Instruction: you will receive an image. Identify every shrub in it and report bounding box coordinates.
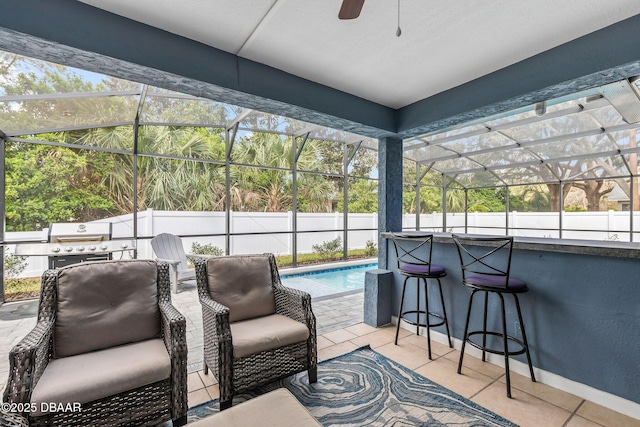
[311,237,343,259]
[4,247,27,279]
[190,242,224,256]
[364,239,378,256]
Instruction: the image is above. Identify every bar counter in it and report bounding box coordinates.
[382,231,640,259]
[379,231,640,415]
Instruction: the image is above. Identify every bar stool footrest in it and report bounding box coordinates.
[466,331,527,356]
[400,310,447,328]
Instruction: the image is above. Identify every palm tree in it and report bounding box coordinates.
[231,132,339,212]
[74,124,227,212]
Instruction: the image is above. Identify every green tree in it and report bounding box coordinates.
[5,141,116,231]
[335,178,377,213]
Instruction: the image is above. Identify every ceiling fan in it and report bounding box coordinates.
[338,0,402,37]
[338,0,365,20]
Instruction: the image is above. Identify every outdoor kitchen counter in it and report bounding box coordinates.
[380,231,640,259]
[378,230,640,414]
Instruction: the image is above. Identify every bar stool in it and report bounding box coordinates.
[451,234,536,398]
[390,233,452,359]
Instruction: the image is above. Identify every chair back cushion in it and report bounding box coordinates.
[54,260,161,358]
[206,255,276,322]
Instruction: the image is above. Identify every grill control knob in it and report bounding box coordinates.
[52,247,61,253]
[121,243,128,249]
[77,246,85,252]
[100,244,108,251]
[89,245,96,251]
[65,247,73,252]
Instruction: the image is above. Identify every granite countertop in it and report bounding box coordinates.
[380,231,640,259]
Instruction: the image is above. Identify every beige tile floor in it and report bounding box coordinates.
[188,323,639,427]
[2,286,638,427]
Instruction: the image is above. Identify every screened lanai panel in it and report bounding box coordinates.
[586,104,627,128]
[403,159,418,185]
[238,109,307,134]
[0,51,142,136]
[348,177,378,214]
[0,52,139,96]
[500,118,557,142]
[420,123,488,144]
[296,173,340,223]
[492,166,551,185]
[4,141,134,233]
[608,128,640,150]
[403,144,452,163]
[500,102,610,143]
[420,168,443,187]
[529,134,619,160]
[451,170,503,189]
[138,125,226,161]
[439,131,514,155]
[296,138,343,174]
[484,107,538,128]
[541,110,607,135]
[347,145,378,178]
[139,90,228,126]
[467,147,538,169]
[359,139,378,151]
[550,154,630,180]
[0,94,139,136]
[308,127,355,144]
[231,130,293,168]
[138,157,226,216]
[432,156,479,174]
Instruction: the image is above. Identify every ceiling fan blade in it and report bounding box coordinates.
[339,0,365,20]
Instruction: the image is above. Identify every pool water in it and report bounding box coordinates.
[281,263,378,299]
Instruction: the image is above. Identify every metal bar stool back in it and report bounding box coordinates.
[452,234,536,397]
[390,233,452,359]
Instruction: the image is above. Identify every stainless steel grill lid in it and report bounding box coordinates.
[48,222,111,243]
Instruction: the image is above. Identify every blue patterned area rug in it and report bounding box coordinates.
[188,346,517,426]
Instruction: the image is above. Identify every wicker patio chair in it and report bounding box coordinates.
[2,260,188,427]
[195,254,317,410]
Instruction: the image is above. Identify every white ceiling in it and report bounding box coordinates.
[79,0,640,109]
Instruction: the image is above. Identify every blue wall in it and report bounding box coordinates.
[388,239,640,404]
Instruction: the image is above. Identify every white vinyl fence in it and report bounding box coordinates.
[407,210,633,241]
[5,209,636,278]
[6,210,378,278]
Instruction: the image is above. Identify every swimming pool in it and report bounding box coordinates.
[281,263,378,299]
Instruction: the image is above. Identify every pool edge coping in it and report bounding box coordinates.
[279,258,377,277]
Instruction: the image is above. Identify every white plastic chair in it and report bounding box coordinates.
[150,233,197,293]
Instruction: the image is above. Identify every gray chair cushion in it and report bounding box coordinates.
[188,388,322,427]
[54,260,161,358]
[206,256,276,322]
[230,314,310,359]
[30,339,171,416]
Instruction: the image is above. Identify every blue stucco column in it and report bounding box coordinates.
[378,136,403,269]
[364,269,393,327]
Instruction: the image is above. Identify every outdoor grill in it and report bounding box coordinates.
[14,222,136,269]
